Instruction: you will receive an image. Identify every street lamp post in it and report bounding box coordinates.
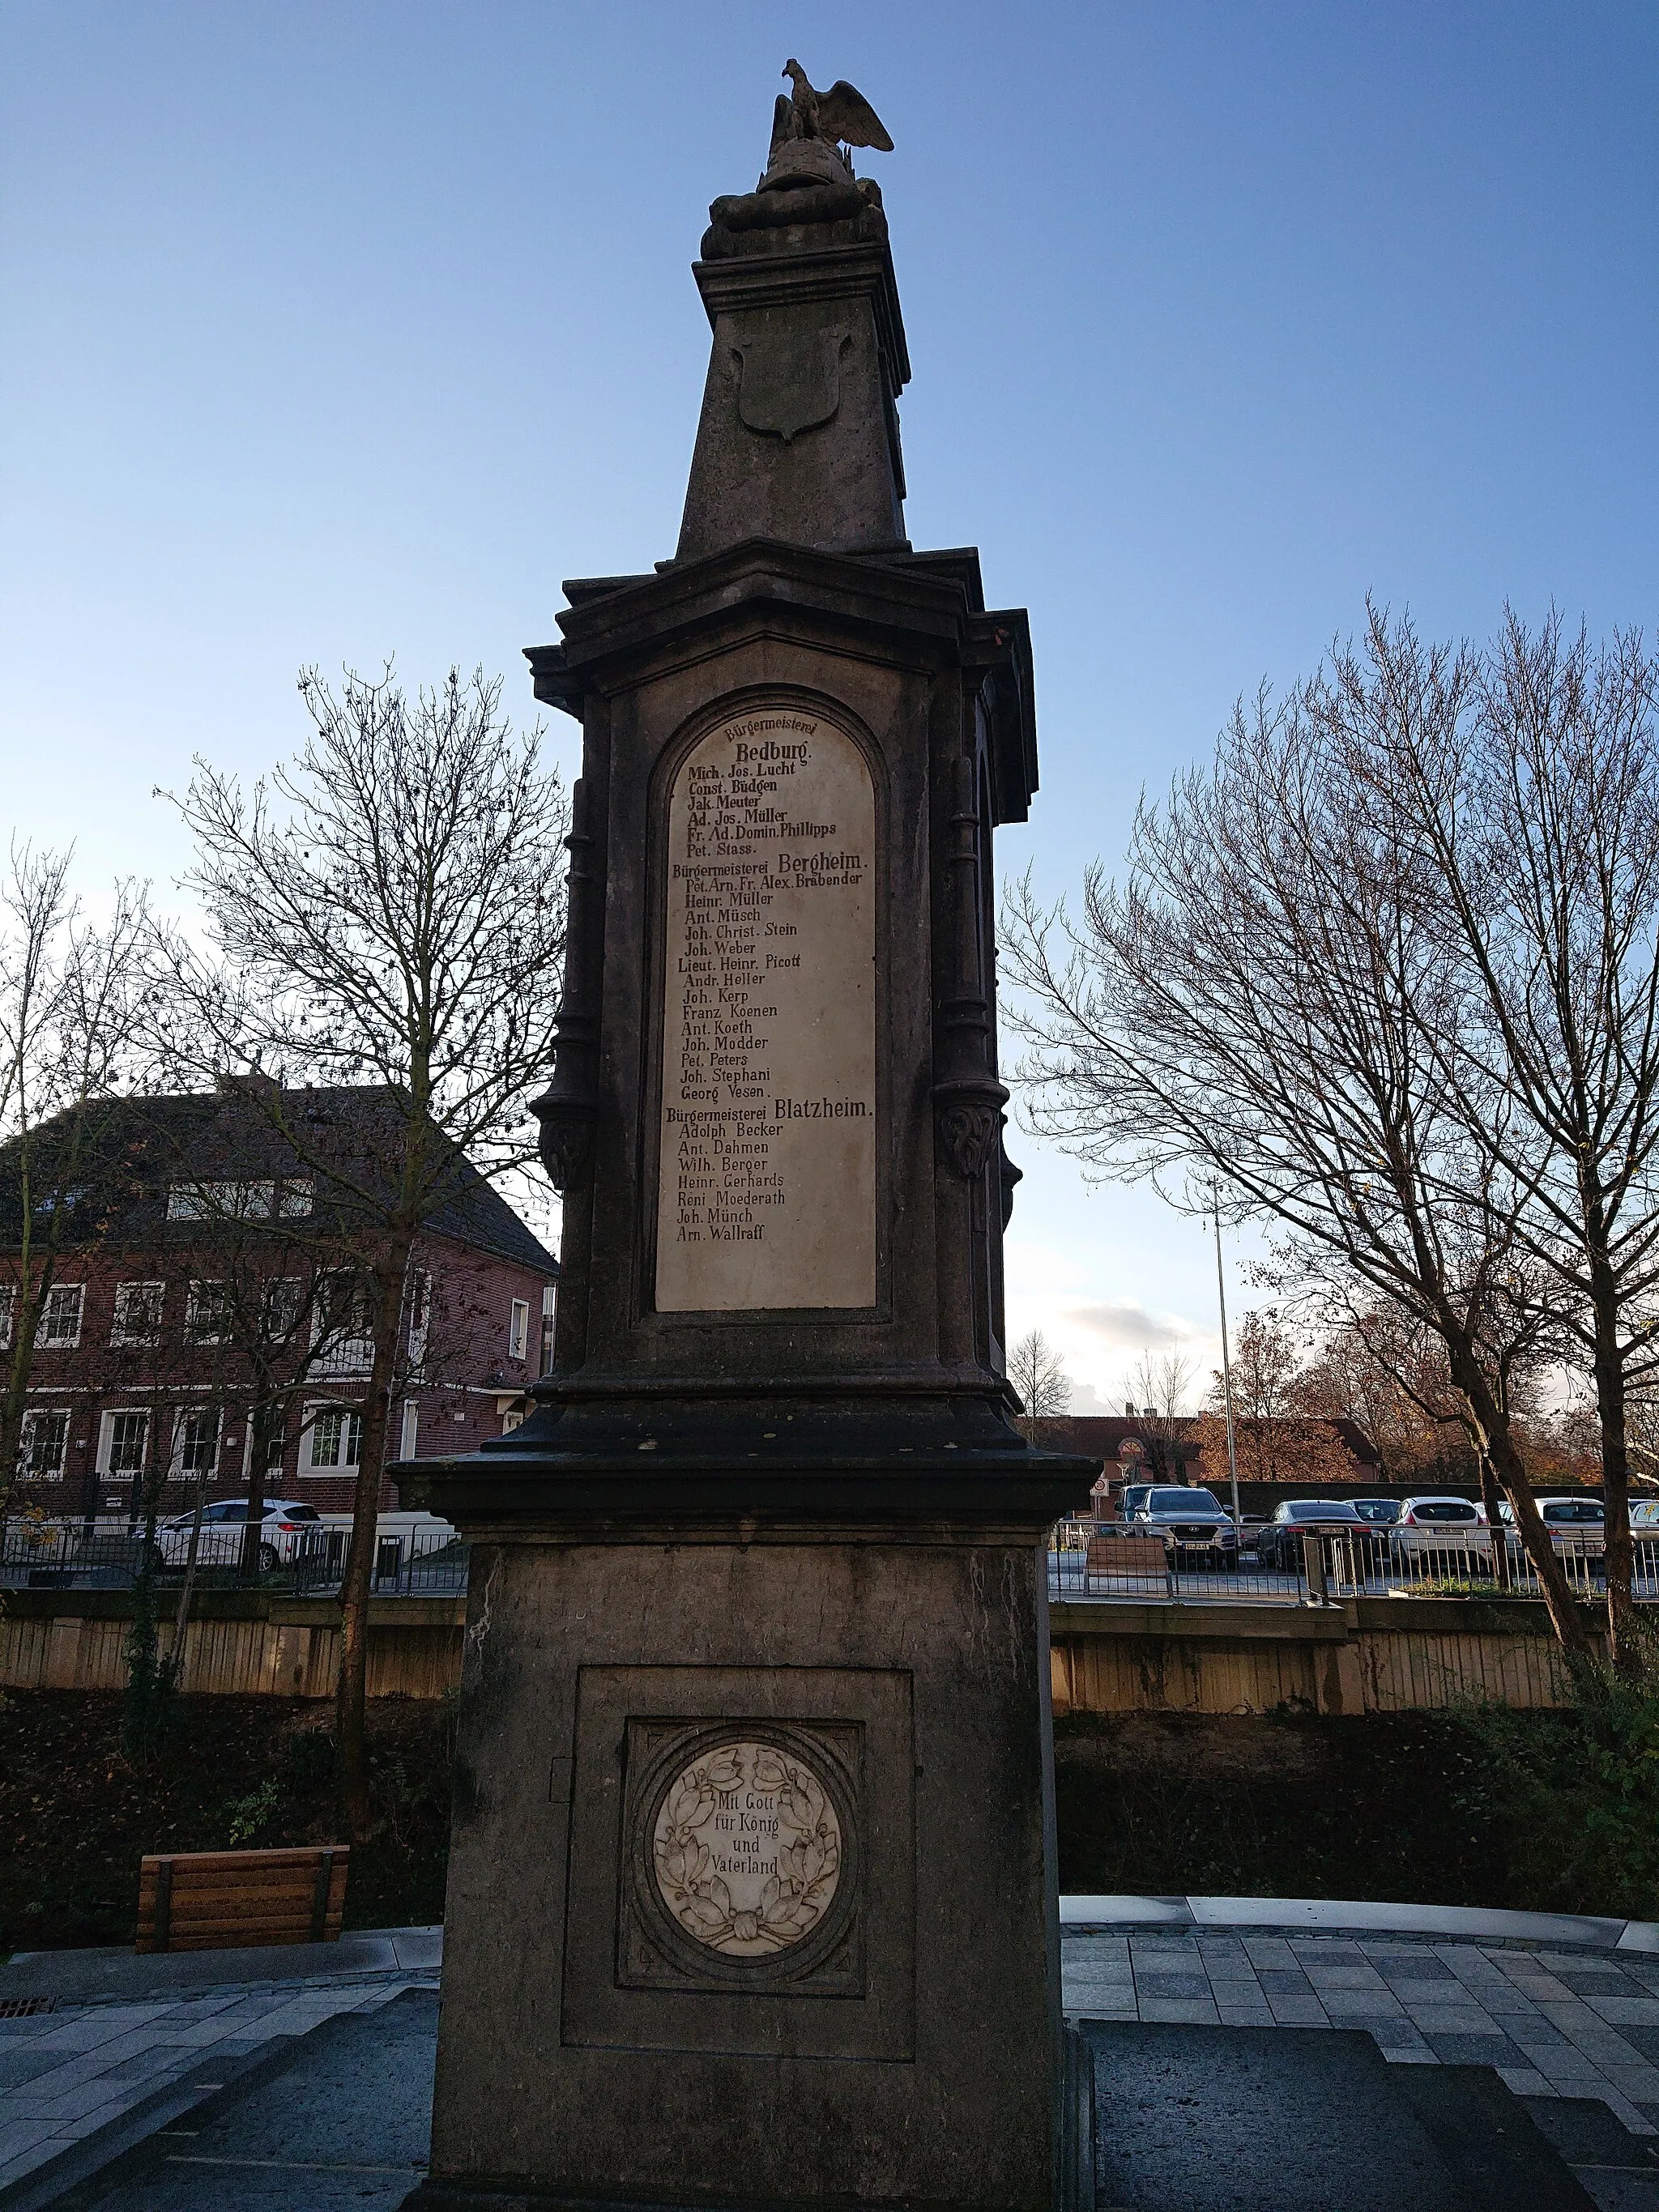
[1213,1201,1243,1548]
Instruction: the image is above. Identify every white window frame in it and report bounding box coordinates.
[406,1270,431,1367]
[36,1282,85,1349]
[185,1280,232,1345]
[399,1400,419,1460]
[310,1276,374,1379]
[168,1179,276,1221]
[509,1298,529,1361]
[260,1276,305,1342]
[172,1405,221,1479]
[99,1407,151,1479]
[19,1407,70,1481]
[110,1281,166,1346]
[301,1401,364,1473]
[241,1413,288,1479]
[0,1284,15,1350]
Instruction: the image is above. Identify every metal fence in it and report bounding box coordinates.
[0,1520,470,1598]
[1047,1519,1648,1605]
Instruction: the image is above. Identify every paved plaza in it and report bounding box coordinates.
[1064,1921,1659,2136]
[3,1910,1658,2207]
[0,1933,439,2207]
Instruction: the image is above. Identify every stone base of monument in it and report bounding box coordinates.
[392,1495,1094,2212]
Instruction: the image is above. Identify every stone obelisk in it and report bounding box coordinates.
[400,74,1097,2212]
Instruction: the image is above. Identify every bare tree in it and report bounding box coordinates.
[151,666,569,1836]
[0,848,151,1511]
[1123,1349,1195,1479]
[1002,664,1592,1653]
[1340,610,1659,1666]
[1008,1328,1072,1425]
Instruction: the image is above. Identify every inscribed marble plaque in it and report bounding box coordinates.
[655,705,876,1311]
[650,1738,842,1958]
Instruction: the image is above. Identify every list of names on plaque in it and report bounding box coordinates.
[655,705,876,1311]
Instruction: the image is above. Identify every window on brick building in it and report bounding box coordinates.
[186,1281,232,1344]
[312,1276,374,1377]
[260,1277,304,1340]
[509,1299,529,1361]
[305,1405,363,1471]
[111,1282,165,1345]
[20,1409,69,1480]
[100,1409,151,1477]
[407,1272,431,1366]
[36,1284,84,1348]
[173,1408,220,1477]
[0,1285,15,1349]
[540,1284,556,1375]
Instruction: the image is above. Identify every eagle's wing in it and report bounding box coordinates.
[812,79,893,151]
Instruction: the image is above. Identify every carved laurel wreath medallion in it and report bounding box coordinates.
[650,1737,842,1958]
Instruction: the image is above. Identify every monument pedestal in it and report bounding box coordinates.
[399,87,1098,2212]
[406,1464,1088,2211]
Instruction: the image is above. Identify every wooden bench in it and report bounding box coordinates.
[1084,1533,1174,1592]
[135,1845,348,1954]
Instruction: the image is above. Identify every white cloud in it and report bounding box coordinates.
[1069,1380,1117,1415]
[1064,1298,1198,1350]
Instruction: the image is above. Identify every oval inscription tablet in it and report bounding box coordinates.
[650,1739,842,1958]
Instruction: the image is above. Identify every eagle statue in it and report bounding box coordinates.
[779,60,894,155]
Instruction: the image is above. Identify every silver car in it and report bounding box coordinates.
[154,1498,324,1574]
[1390,1494,1492,1571]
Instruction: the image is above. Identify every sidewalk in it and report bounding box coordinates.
[6,1903,1657,2208]
[0,1932,440,2210]
[1064,1897,1659,2137]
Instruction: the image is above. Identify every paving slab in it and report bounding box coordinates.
[1066,1920,1659,2131]
[1083,2020,1593,2210]
[47,1988,437,2212]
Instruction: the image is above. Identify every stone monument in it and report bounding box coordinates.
[399,65,1098,2212]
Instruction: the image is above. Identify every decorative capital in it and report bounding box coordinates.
[932,1079,1009,1180]
[534,1093,595,1195]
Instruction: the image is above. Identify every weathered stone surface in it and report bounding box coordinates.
[675,203,909,560]
[420,1537,1060,2205]
[396,77,1098,2212]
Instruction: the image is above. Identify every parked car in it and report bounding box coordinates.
[1389,1495,1492,1571]
[1494,1495,1606,1557]
[1254,1498,1367,1571]
[1127,1486,1240,1564]
[1350,1498,1402,1528]
[153,1499,324,1574]
[1116,1484,1154,1526]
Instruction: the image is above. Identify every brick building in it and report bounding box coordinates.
[1,1084,557,1519]
[1032,1414,1384,1516]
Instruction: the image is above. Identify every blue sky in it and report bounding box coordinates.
[3,3,1655,1410]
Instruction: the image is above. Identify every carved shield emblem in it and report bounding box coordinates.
[731,329,851,443]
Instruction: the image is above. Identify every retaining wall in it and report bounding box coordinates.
[0,1592,463,1699]
[1,1591,1585,1714]
[1050,1596,1582,1717]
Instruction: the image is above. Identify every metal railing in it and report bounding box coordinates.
[1048,1519,1641,1605]
[0,1519,470,1597]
